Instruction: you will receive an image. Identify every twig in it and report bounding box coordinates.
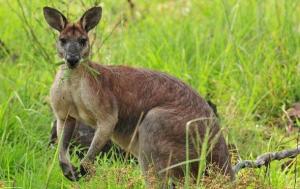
[0,40,11,56]
[233,146,300,174]
[124,112,144,161]
[98,16,124,50]
[127,0,135,17]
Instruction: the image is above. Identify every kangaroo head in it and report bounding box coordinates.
[43,6,102,69]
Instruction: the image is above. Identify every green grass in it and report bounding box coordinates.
[0,0,300,188]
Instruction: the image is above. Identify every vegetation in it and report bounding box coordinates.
[0,0,299,188]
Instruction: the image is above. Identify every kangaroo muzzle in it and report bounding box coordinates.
[65,42,81,69]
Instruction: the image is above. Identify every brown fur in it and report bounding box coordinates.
[49,120,131,160]
[44,6,234,184]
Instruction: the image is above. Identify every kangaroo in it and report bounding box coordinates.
[43,6,234,184]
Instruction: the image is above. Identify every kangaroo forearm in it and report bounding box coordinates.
[57,117,77,160]
[62,119,76,148]
[54,117,80,180]
[84,126,113,162]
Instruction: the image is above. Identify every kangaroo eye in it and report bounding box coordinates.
[79,38,87,46]
[59,38,67,45]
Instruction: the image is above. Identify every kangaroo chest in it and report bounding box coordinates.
[71,80,97,126]
[51,70,98,127]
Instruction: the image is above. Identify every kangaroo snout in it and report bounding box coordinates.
[65,42,81,68]
[66,54,80,68]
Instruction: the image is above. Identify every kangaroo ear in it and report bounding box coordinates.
[80,7,102,32]
[43,7,67,31]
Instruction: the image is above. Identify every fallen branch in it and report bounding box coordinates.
[233,146,300,174]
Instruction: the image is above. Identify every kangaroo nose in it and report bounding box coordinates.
[66,55,80,68]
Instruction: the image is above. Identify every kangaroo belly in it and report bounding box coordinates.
[111,130,139,157]
[70,78,99,127]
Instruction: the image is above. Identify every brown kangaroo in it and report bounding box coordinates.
[43,6,234,184]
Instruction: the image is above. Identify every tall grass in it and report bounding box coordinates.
[0,0,299,188]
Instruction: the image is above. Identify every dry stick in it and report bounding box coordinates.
[124,112,144,161]
[233,146,300,174]
[165,150,173,184]
[127,0,135,10]
[127,0,135,17]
